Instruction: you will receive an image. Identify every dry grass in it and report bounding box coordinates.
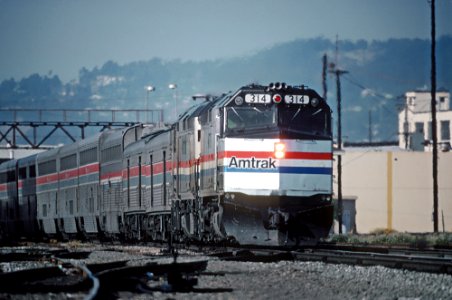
[327,231,452,248]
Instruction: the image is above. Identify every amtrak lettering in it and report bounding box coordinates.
[228,156,276,169]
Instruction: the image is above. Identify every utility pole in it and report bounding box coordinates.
[329,36,348,234]
[430,0,439,233]
[322,54,328,101]
[330,67,348,234]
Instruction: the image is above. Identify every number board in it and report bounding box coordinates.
[284,95,309,104]
[245,94,271,104]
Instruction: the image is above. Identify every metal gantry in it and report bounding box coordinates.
[0,108,164,149]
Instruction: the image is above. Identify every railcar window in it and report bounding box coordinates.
[61,153,77,171]
[101,144,122,162]
[226,106,276,131]
[29,166,36,178]
[38,160,56,176]
[19,167,27,179]
[80,147,98,165]
[7,170,15,182]
[0,172,6,184]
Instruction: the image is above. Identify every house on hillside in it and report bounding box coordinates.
[398,89,451,151]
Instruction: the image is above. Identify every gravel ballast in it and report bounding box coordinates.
[177,259,452,300]
[2,244,452,299]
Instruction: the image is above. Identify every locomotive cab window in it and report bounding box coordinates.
[279,105,331,138]
[225,99,331,139]
[226,106,276,131]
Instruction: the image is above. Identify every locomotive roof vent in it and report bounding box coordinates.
[267,82,288,91]
[192,94,213,101]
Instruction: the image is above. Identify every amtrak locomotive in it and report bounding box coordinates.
[0,83,334,245]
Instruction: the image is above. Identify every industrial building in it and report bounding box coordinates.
[398,89,451,151]
[336,89,452,234]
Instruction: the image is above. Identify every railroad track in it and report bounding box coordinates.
[1,241,451,298]
[0,245,209,299]
[205,242,452,275]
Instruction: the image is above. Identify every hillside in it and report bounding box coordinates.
[1,36,451,142]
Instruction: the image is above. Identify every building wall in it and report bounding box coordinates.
[399,90,451,150]
[335,151,452,233]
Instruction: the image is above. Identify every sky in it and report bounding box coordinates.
[0,0,451,83]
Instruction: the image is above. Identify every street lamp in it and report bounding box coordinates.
[168,83,177,121]
[145,85,155,123]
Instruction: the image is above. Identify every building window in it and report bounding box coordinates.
[441,121,450,141]
[428,122,432,140]
[415,122,424,134]
[439,97,448,111]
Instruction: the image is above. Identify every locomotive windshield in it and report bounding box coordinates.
[279,105,330,137]
[225,104,331,139]
[226,106,277,131]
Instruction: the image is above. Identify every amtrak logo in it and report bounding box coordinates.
[228,156,277,169]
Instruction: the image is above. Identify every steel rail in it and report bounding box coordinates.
[203,243,452,275]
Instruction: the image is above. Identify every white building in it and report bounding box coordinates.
[336,150,452,234]
[398,89,451,151]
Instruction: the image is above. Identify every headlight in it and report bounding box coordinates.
[234,96,244,105]
[310,98,320,107]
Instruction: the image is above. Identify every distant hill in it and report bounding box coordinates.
[1,36,451,142]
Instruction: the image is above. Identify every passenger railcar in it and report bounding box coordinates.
[0,83,334,246]
[17,154,39,238]
[77,133,101,237]
[0,160,18,239]
[57,141,80,237]
[36,147,60,237]
[98,125,145,238]
[122,126,173,240]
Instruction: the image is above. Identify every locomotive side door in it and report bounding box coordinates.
[188,132,195,194]
[216,135,224,193]
[176,135,181,198]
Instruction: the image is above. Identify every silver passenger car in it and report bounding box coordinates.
[0,159,18,239]
[99,125,146,237]
[77,133,101,236]
[17,154,39,238]
[36,147,60,236]
[122,125,173,240]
